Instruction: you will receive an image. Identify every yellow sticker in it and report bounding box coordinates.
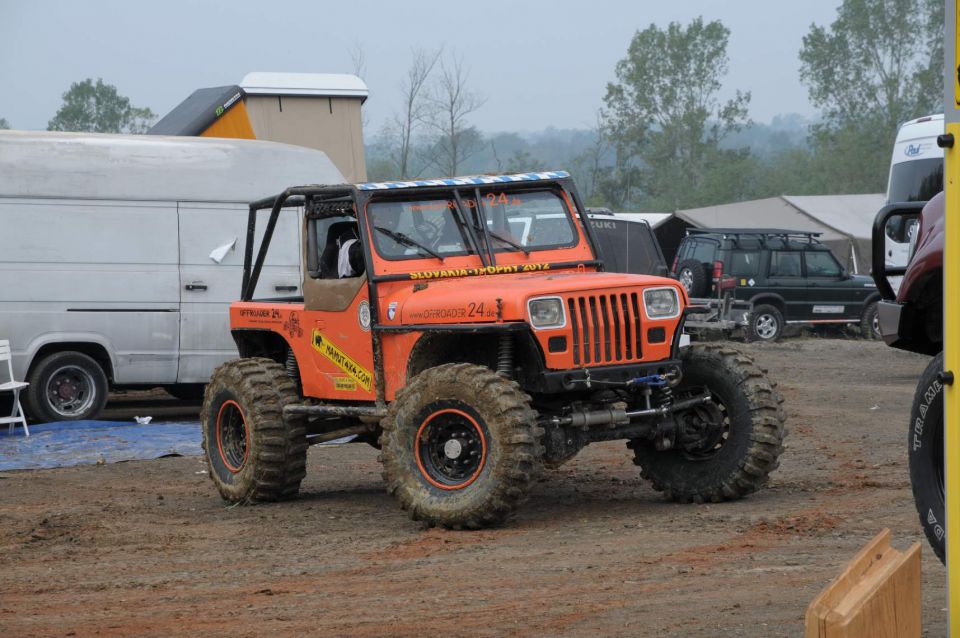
[740,278,747,286]
[311,330,373,391]
[408,262,552,280]
[333,377,357,391]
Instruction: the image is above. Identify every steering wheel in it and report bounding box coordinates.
[415,218,443,247]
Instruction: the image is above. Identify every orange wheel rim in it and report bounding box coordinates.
[414,408,487,490]
[216,399,248,473]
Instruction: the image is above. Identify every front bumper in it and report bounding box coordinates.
[877,300,904,348]
[538,359,683,393]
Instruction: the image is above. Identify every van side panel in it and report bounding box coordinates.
[176,202,301,382]
[0,198,180,383]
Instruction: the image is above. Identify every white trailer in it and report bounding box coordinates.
[0,130,344,421]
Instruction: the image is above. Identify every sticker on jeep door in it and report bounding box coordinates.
[311,330,373,391]
[812,305,844,314]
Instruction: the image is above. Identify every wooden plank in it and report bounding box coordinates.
[805,529,921,638]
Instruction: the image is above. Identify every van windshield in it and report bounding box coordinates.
[888,158,943,202]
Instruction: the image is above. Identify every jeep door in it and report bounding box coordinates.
[300,214,375,402]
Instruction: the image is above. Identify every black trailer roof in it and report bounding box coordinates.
[148,85,245,136]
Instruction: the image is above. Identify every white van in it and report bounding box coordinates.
[881,114,943,290]
[0,131,344,421]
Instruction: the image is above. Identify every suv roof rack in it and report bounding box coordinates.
[687,227,822,237]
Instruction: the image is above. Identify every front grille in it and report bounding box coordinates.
[566,292,643,365]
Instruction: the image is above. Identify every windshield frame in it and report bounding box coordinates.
[361,181,595,272]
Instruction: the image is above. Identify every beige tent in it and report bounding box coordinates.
[676,194,884,274]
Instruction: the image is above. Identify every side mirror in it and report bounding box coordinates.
[872,202,926,298]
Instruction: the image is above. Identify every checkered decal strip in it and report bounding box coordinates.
[356,171,570,191]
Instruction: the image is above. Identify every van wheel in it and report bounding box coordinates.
[747,304,783,342]
[24,351,109,422]
[675,259,709,297]
[380,363,543,529]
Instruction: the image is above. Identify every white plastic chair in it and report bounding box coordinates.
[0,340,29,436]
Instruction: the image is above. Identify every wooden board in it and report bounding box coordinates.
[805,529,921,638]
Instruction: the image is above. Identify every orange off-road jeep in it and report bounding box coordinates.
[202,170,786,528]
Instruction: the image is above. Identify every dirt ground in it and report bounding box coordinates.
[0,339,946,637]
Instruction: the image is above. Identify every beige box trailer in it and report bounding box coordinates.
[150,72,368,182]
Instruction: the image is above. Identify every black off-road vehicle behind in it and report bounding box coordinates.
[671,229,881,342]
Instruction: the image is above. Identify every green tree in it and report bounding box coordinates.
[603,17,751,210]
[504,149,546,173]
[799,0,942,192]
[0,117,9,130]
[424,53,486,175]
[48,78,155,134]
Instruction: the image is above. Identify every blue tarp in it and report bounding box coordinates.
[0,420,202,471]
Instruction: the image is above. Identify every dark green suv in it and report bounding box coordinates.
[671,228,882,341]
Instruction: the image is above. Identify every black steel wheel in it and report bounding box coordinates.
[628,344,786,503]
[380,363,543,529]
[415,402,487,489]
[201,357,307,503]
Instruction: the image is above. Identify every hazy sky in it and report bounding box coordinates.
[1,0,844,134]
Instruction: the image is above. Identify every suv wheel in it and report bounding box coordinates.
[380,363,544,529]
[675,259,709,297]
[860,301,881,340]
[747,304,783,342]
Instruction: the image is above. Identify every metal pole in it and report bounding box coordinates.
[944,1,960,633]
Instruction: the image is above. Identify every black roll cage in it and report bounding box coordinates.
[240,176,602,302]
[239,176,604,408]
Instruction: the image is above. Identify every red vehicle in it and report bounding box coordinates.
[202,171,787,529]
[873,191,945,562]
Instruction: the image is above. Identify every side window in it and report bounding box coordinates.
[804,251,842,278]
[728,250,761,277]
[313,215,364,279]
[691,240,717,264]
[768,251,802,277]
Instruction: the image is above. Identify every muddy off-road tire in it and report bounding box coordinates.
[860,301,882,340]
[201,357,307,504]
[628,344,786,503]
[379,363,543,529]
[908,352,945,564]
